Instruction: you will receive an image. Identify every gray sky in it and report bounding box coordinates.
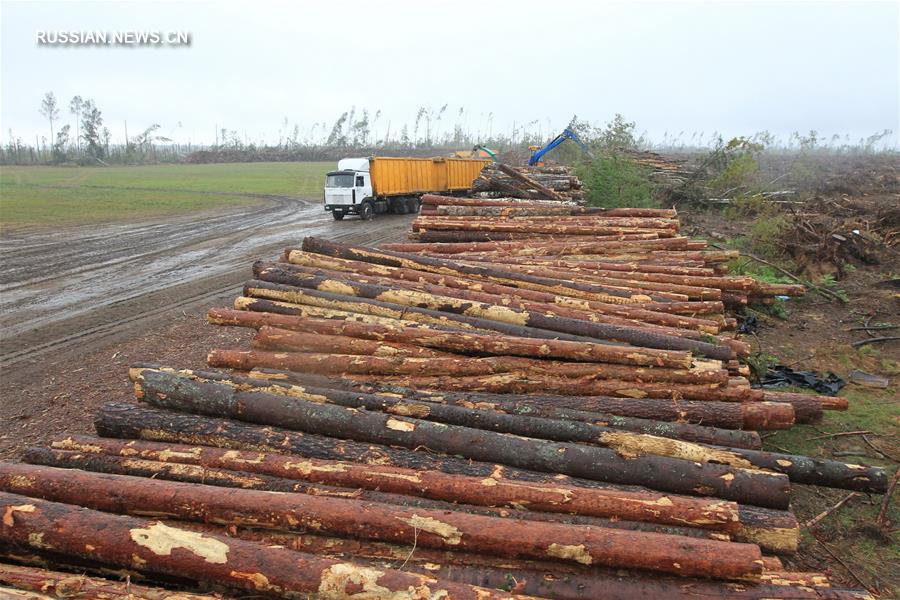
[2,0,898,148]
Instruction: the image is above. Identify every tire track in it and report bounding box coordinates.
[0,200,413,370]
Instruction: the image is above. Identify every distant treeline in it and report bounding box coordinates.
[2,92,895,166]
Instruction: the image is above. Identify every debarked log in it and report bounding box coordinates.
[0,465,764,580]
[0,491,517,599]
[244,332,729,384]
[208,308,694,368]
[250,329,452,359]
[346,372,761,402]
[282,252,720,333]
[243,279,735,359]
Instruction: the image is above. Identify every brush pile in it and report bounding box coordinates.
[471,163,584,202]
[0,197,887,599]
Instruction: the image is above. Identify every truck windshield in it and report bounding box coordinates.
[326,174,355,188]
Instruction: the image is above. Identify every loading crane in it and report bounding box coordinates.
[528,125,592,166]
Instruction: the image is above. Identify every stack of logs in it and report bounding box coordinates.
[0,203,887,599]
[471,163,584,202]
[411,194,802,307]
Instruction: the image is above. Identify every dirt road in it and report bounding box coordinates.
[0,196,413,372]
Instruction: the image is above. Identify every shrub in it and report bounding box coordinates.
[577,153,656,208]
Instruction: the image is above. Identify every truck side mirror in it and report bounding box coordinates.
[356,176,364,186]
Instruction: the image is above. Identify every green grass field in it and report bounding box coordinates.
[0,162,331,229]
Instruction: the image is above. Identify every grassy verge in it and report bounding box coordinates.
[0,162,331,229]
[764,385,899,596]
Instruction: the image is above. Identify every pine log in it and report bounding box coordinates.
[255,263,716,339]
[158,366,880,491]
[0,585,54,599]
[299,236,654,303]
[47,435,743,531]
[209,308,693,368]
[0,563,222,600]
[244,278,735,359]
[449,255,719,276]
[0,464,765,580]
[250,329,451,358]
[347,372,762,402]
[93,403,799,552]
[23,446,740,541]
[409,220,676,236]
[241,335,729,384]
[135,367,750,464]
[495,163,563,200]
[420,195,677,217]
[153,527,844,600]
[280,254,720,333]
[29,447,724,539]
[155,363,761,448]
[764,390,847,413]
[382,237,679,255]
[133,375,791,506]
[214,348,693,381]
[0,491,514,599]
[273,372,792,430]
[234,288,642,347]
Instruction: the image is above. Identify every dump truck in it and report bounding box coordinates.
[324,156,489,220]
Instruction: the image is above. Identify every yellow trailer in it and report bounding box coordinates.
[324,156,489,220]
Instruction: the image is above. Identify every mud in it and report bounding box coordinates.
[0,197,413,372]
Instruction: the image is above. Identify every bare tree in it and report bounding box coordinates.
[38,92,59,150]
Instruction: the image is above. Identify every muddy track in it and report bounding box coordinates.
[0,196,413,373]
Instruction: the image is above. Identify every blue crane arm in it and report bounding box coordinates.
[528,127,593,165]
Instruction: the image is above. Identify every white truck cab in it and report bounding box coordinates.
[324,158,374,221]
[324,157,424,221]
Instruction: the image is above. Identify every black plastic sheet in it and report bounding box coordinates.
[758,365,846,396]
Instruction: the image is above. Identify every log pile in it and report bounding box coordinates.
[0,203,885,599]
[470,163,585,202]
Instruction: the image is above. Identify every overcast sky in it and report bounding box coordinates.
[2,0,898,148]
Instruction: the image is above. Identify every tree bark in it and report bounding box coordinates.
[133,375,791,507]
[0,466,763,580]
[33,439,741,533]
[0,563,222,600]
[150,366,882,493]
[0,491,511,599]
[153,361,761,448]
[135,367,747,466]
[92,403,798,552]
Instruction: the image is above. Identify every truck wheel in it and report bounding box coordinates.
[407,198,420,213]
[359,202,374,221]
[332,212,345,221]
[395,199,409,214]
